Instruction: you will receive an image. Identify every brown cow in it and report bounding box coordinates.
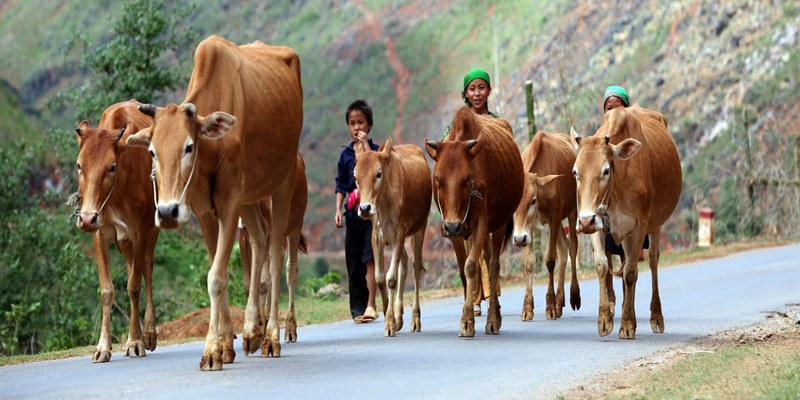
[73,99,159,363]
[571,105,682,339]
[425,107,523,337]
[512,132,580,321]
[354,137,432,337]
[127,35,303,370]
[239,152,308,343]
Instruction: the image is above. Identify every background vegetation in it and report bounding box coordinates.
[0,0,798,355]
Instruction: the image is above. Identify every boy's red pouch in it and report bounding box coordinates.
[347,189,360,211]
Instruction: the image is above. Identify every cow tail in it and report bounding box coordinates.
[499,219,514,254]
[298,234,309,255]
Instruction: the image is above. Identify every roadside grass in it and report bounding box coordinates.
[1,238,794,368]
[607,341,800,400]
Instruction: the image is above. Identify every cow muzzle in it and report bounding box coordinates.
[577,214,600,234]
[442,222,464,238]
[513,232,529,247]
[358,203,376,219]
[77,211,100,232]
[156,202,184,229]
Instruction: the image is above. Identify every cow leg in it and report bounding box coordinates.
[591,232,614,337]
[240,204,267,355]
[554,221,570,318]
[459,234,483,337]
[521,241,535,321]
[198,210,237,371]
[239,224,251,299]
[372,223,389,315]
[648,230,664,333]
[262,181,294,358]
[258,201,273,330]
[395,245,408,332]
[284,232,300,343]
[92,231,114,363]
[485,229,504,335]
[410,229,424,332]
[122,238,147,358]
[142,228,159,352]
[567,214,581,311]
[384,235,400,337]
[544,222,559,320]
[619,232,644,339]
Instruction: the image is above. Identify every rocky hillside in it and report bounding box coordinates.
[1,0,798,253]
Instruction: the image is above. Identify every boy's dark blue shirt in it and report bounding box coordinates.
[336,138,379,220]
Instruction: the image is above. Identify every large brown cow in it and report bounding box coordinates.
[425,107,523,337]
[354,137,432,337]
[127,35,303,370]
[571,105,682,339]
[239,152,308,343]
[512,132,580,321]
[73,99,159,363]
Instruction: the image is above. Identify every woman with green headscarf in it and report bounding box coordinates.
[603,85,630,113]
[442,68,498,140]
[442,68,501,316]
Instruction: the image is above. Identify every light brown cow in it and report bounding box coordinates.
[354,137,432,337]
[512,132,580,321]
[127,35,303,370]
[571,105,682,339]
[239,152,308,343]
[425,107,523,337]
[73,99,159,363]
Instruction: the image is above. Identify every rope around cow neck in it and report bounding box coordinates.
[435,175,483,229]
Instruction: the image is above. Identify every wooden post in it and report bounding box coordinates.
[525,80,536,142]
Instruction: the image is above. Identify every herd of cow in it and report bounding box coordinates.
[71,35,682,371]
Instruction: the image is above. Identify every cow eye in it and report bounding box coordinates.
[185,143,193,154]
[572,168,579,181]
[376,170,382,179]
[109,164,117,174]
[531,197,537,206]
[76,163,82,172]
[602,166,610,177]
[149,150,156,158]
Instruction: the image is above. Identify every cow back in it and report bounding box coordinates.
[184,35,303,203]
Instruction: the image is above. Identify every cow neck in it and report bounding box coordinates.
[149,139,199,209]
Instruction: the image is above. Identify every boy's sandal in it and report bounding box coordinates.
[361,306,377,323]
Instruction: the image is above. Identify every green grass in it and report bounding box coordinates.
[608,342,800,399]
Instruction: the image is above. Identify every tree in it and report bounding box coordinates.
[53,0,198,122]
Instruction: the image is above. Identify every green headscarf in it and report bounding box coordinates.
[463,68,491,90]
[603,85,630,107]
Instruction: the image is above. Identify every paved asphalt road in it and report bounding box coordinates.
[2,243,798,400]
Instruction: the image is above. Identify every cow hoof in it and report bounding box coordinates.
[608,301,616,318]
[199,350,223,371]
[459,318,475,337]
[570,291,581,311]
[395,315,404,332]
[619,323,637,339]
[92,349,112,363]
[485,319,500,335]
[242,331,263,355]
[285,317,297,343]
[384,319,396,337]
[650,317,665,334]
[598,315,614,337]
[521,298,534,321]
[221,339,236,364]
[143,331,158,351]
[555,306,564,319]
[546,306,557,320]
[411,317,421,333]
[260,338,281,358]
[123,341,146,357]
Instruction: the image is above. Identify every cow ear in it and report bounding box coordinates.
[536,174,561,188]
[612,138,642,160]
[200,112,237,139]
[383,136,393,154]
[75,120,90,139]
[126,127,152,148]
[570,126,582,149]
[424,138,439,161]
[114,127,126,143]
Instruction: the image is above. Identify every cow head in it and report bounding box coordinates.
[425,136,483,238]
[74,120,127,232]
[512,172,561,247]
[126,102,236,229]
[572,128,641,234]
[354,136,393,220]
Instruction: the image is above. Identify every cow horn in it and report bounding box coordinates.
[139,104,157,116]
[183,103,197,119]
